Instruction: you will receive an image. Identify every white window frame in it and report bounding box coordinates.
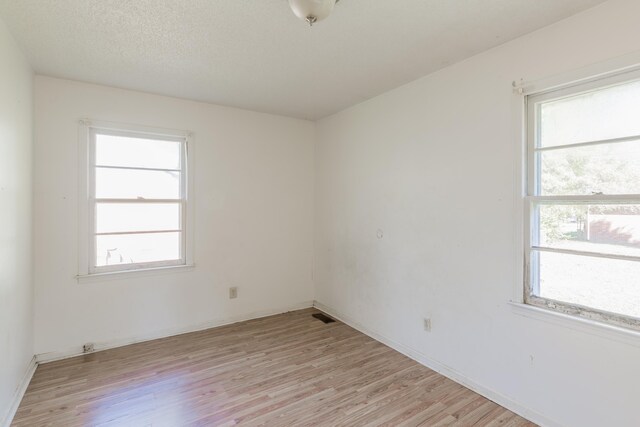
[523,69,640,331]
[78,120,195,277]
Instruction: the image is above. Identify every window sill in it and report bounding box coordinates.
[76,264,195,282]
[509,301,640,348]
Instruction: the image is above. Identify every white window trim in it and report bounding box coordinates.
[514,64,640,332]
[77,119,195,279]
[509,302,640,348]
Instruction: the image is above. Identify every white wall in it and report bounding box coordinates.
[314,1,640,426]
[0,17,33,425]
[33,77,315,358]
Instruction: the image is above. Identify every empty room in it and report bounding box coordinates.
[2,0,640,426]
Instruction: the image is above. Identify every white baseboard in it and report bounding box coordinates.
[36,301,314,364]
[313,300,559,427]
[1,356,37,427]
[27,300,554,425]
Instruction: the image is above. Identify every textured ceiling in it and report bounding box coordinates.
[0,0,606,119]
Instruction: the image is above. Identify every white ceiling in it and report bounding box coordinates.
[0,0,606,119]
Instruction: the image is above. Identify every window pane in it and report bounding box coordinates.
[96,232,181,267]
[96,203,181,234]
[96,133,181,170]
[539,140,640,195]
[95,168,180,199]
[537,204,640,257]
[537,251,640,319]
[540,79,640,148]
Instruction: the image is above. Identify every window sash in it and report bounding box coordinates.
[527,197,640,260]
[91,255,185,274]
[525,71,640,329]
[533,133,640,153]
[94,199,184,235]
[88,128,188,273]
[96,164,182,173]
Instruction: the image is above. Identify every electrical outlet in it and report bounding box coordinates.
[83,343,95,353]
[423,318,431,332]
[229,286,238,299]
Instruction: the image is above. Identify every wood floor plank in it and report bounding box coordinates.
[12,309,537,426]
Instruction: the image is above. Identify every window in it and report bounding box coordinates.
[80,122,192,275]
[525,71,640,329]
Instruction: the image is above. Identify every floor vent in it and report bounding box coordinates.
[312,313,336,324]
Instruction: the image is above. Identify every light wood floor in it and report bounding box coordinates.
[12,308,536,426]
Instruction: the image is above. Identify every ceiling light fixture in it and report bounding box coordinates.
[288,0,339,27]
